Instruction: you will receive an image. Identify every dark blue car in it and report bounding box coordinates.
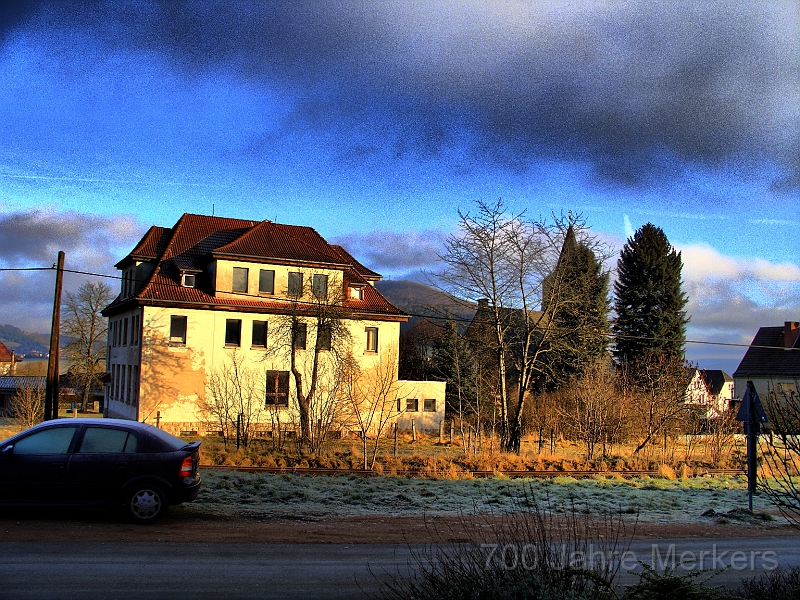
[0,418,201,524]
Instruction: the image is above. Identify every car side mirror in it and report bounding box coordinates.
[0,445,13,456]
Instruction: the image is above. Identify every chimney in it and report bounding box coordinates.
[477,299,489,309]
[10,352,16,375]
[784,322,800,349]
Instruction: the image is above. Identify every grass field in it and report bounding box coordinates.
[186,469,783,527]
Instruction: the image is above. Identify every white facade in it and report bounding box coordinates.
[103,215,431,437]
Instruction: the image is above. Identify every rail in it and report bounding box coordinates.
[199,464,743,479]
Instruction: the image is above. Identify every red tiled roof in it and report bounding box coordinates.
[214,221,346,266]
[330,245,382,280]
[0,341,13,362]
[115,226,170,268]
[104,213,406,320]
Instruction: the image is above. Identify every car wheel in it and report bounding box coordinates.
[127,484,168,524]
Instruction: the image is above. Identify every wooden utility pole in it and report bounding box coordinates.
[44,251,65,421]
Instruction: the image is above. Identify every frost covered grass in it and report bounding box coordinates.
[185,470,780,525]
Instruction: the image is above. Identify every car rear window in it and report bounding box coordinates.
[146,425,188,451]
[79,427,138,453]
[14,427,77,455]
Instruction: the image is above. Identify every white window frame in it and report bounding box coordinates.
[365,327,378,353]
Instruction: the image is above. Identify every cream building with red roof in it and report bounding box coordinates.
[0,341,16,376]
[102,213,444,435]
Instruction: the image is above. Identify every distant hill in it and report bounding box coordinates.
[375,280,476,332]
[0,324,50,357]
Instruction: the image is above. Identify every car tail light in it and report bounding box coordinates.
[179,456,193,477]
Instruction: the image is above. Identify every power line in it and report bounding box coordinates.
[1,265,796,351]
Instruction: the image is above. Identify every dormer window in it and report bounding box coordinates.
[181,273,196,288]
[349,286,363,300]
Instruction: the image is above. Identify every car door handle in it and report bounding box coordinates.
[51,463,65,469]
[116,462,128,469]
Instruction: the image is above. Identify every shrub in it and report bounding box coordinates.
[371,486,634,600]
[621,565,732,600]
[740,565,800,600]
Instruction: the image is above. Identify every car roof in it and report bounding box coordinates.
[1,418,158,445]
[34,418,153,430]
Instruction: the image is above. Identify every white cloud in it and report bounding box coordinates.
[622,214,634,239]
[678,242,800,283]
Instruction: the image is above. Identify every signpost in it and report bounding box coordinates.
[736,380,769,511]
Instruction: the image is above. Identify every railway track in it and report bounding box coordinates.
[199,464,743,479]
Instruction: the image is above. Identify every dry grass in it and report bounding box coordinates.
[196,430,745,476]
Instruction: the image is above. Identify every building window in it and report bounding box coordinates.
[423,399,437,412]
[349,286,363,300]
[132,365,139,407]
[232,267,249,293]
[288,272,303,296]
[252,321,267,348]
[126,365,133,404]
[317,325,331,351]
[259,269,275,294]
[312,274,328,299]
[225,319,242,346]
[182,273,196,288]
[170,316,187,345]
[406,398,419,412]
[265,370,289,407]
[365,327,378,353]
[293,321,307,350]
[123,318,128,346]
[131,314,139,346]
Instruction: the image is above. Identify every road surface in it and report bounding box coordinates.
[2,537,799,599]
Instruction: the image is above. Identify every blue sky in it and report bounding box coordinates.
[0,1,798,373]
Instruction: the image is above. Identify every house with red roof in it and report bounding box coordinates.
[102,213,444,435]
[0,341,16,376]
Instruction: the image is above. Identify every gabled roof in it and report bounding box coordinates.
[103,213,406,320]
[214,220,347,266]
[0,341,13,362]
[115,226,172,269]
[699,369,733,396]
[330,245,382,280]
[733,325,800,378]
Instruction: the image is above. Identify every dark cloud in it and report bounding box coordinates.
[331,230,445,275]
[6,2,797,190]
[0,209,143,267]
[0,209,145,331]
[29,2,800,187]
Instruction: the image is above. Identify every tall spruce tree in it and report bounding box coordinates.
[431,318,477,418]
[543,225,610,387]
[612,223,688,367]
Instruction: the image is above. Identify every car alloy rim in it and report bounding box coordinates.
[131,489,161,518]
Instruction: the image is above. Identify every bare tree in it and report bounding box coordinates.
[263,272,352,452]
[559,361,626,460]
[201,349,263,448]
[438,200,516,447]
[705,408,738,465]
[62,282,112,411]
[440,200,611,453]
[759,380,800,527]
[621,352,693,454]
[343,345,404,469]
[10,378,45,428]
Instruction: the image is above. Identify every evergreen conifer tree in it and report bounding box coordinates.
[431,318,477,418]
[544,225,610,387]
[612,223,688,367]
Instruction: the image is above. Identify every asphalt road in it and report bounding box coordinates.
[1,537,799,599]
